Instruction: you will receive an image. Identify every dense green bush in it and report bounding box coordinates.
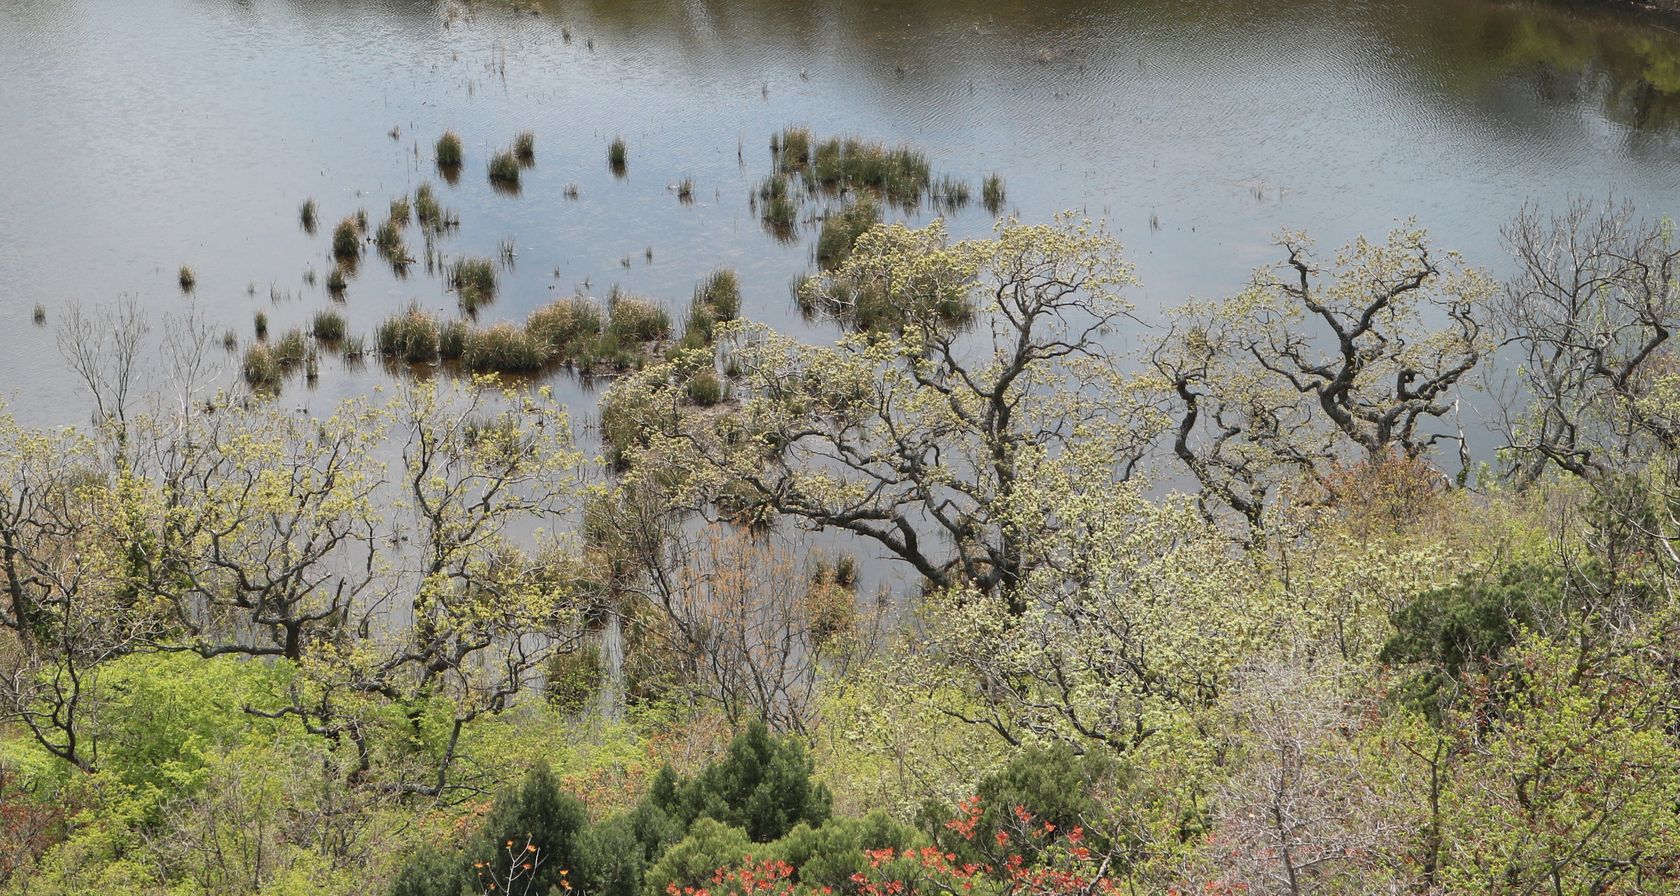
[641,819,752,896]
[473,763,590,896]
[651,721,831,842]
[775,812,920,894]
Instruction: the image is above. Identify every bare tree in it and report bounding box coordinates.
[1207,655,1412,896]
[1498,196,1680,484]
[56,298,148,434]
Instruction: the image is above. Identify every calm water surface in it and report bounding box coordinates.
[2,0,1679,431]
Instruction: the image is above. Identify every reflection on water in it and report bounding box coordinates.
[0,0,1677,430]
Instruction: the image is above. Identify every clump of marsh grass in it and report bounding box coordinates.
[564,183,580,200]
[680,269,742,349]
[607,290,670,344]
[375,219,409,267]
[815,197,880,270]
[757,176,798,239]
[801,266,972,334]
[935,175,971,211]
[305,347,320,383]
[676,177,694,203]
[377,306,441,363]
[254,311,269,340]
[982,173,1006,214]
[514,130,535,165]
[439,318,469,361]
[311,309,347,342]
[341,334,366,360]
[389,196,411,226]
[775,126,812,173]
[809,137,931,206]
[332,217,361,262]
[608,137,627,175]
[488,149,521,190]
[435,130,464,170]
[449,257,497,312]
[326,267,348,295]
[242,345,283,395]
[32,305,46,326]
[299,199,318,234]
[273,329,308,368]
[414,183,458,233]
[179,266,196,292]
[462,323,547,373]
[686,369,724,406]
[527,296,605,362]
[221,329,237,350]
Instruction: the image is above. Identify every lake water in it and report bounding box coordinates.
[3,0,1679,432]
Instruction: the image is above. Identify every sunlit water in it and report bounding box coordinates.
[2,0,1678,440]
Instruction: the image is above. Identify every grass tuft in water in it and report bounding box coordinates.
[254,311,269,341]
[462,323,547,372]
[676,177,694,203]
[311,309,347,342]
[178,266,196,292]
[332,217,360,261]
[816,197,881,270]
[608,137,627,175]
[389,196,411,226]
[809,137,930,206]
[488,149,520,187]
[527,296,604,362]
[935,175,971,210]
[982,173,1006,214]
[414,183,457,232]
[32,304,46,326]
[514,130,535,165]
[326,267,348,295]
[273,329,308,369]
[299,198,317,234]
[435,130,463,169]
[681,269,742,349]
[375,219,408,264]
[439,318,469,361]
[242,345,283,395]
[757,176,799,238]
[377,306,440,363]
[449,257,497,312]
[777,127,812,173]
[607,290,671,344]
